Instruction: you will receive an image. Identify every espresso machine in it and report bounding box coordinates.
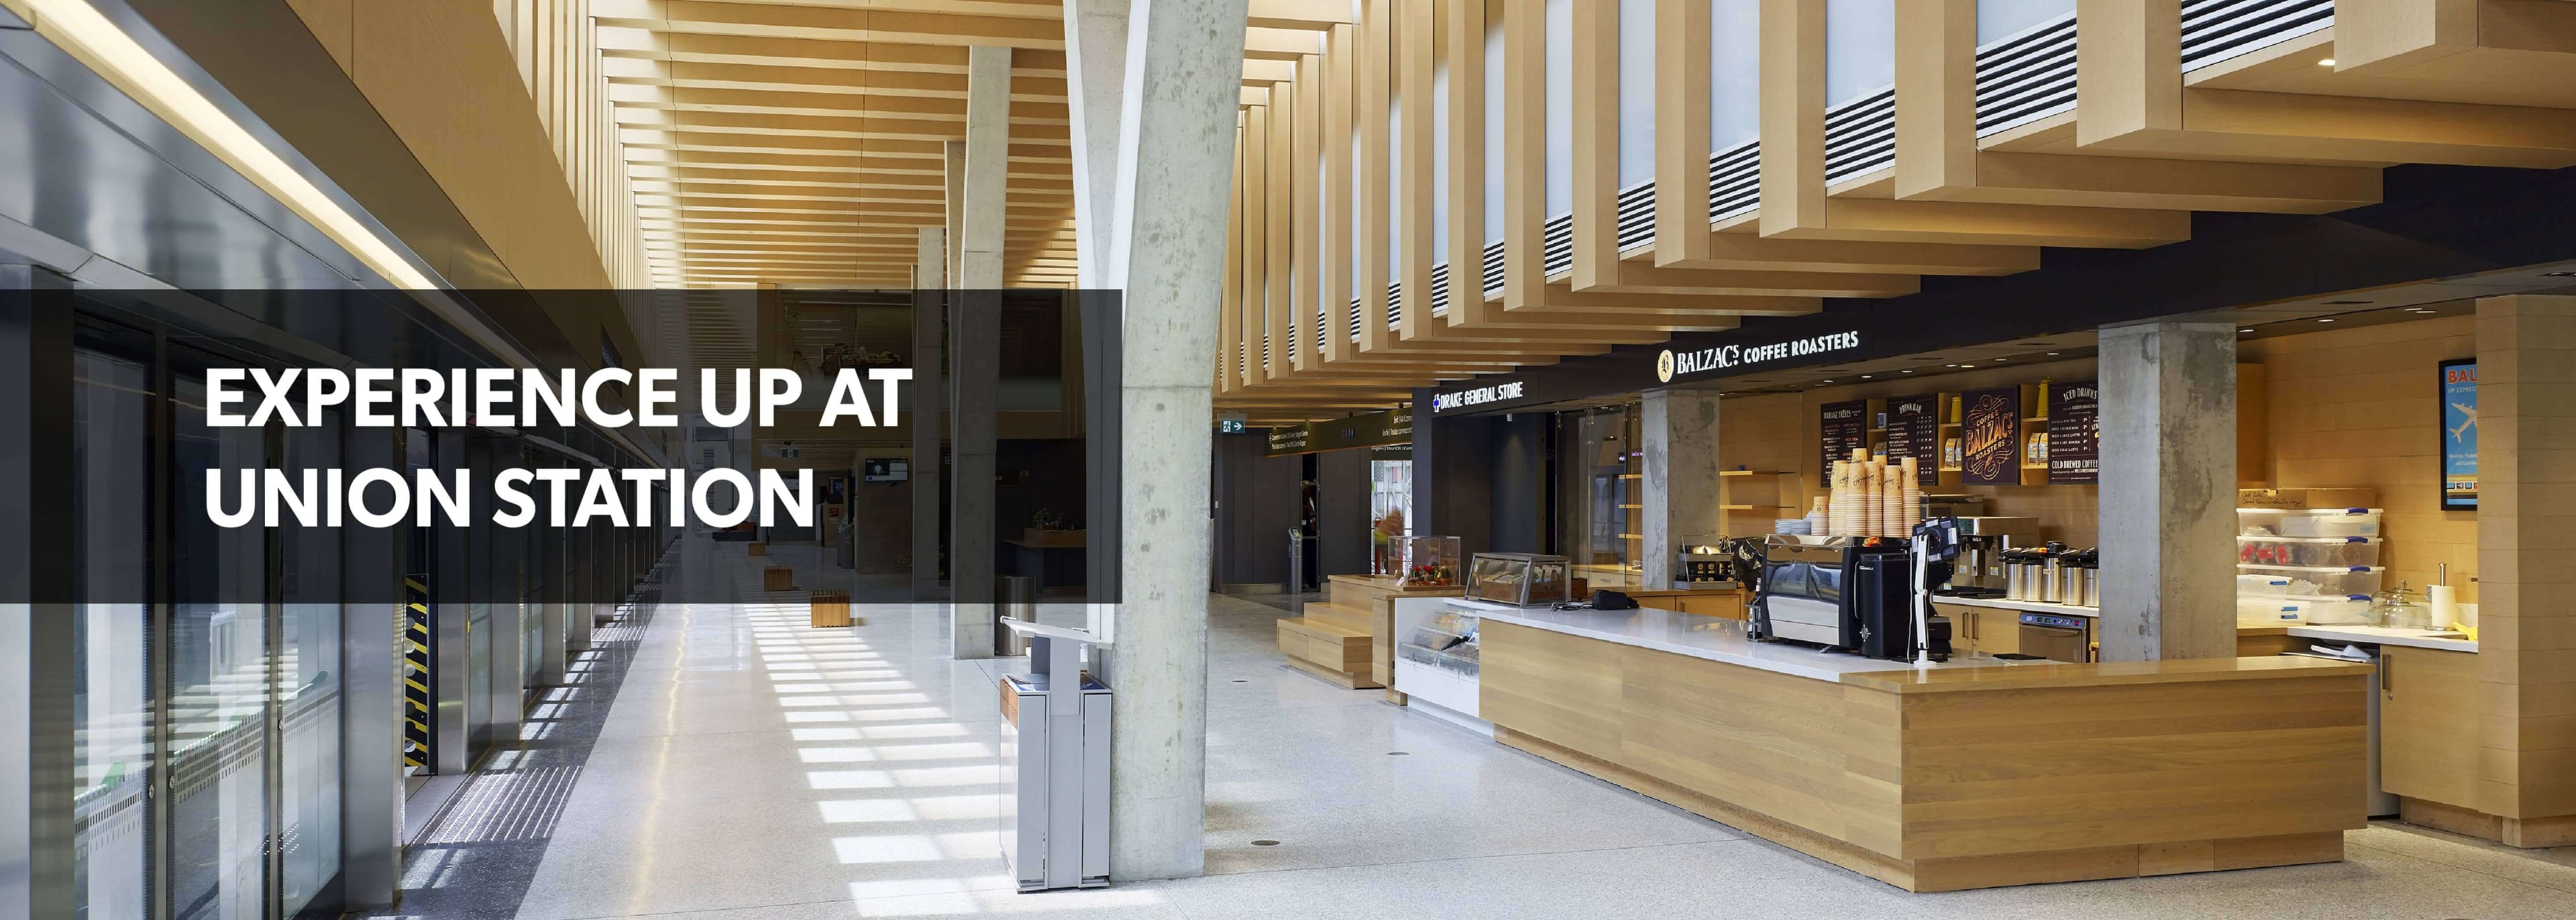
[1672,534,1739,589]
[1938,516,2041,597]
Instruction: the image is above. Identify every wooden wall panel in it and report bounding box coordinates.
[2243,316,2480,604]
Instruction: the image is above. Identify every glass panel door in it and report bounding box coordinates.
[72,346,152,920]
[168,365,271,920]
[276,417,342,917]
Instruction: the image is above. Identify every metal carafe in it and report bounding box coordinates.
[2004,550,2038,601]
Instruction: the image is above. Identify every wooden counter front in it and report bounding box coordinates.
[1480,620,2372,892]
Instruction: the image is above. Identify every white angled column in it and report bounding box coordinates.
[2097,319,2239,661]
[949,46,1013,658]
[961,46,1012,288]
[1063,0,1132,289]
[1081,0,1252,883]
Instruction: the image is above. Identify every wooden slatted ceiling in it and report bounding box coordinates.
[589,0,1337,289]
[1217,0,2576,422]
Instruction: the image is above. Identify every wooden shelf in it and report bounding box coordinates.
[1618,504,1642,509]
[1719,470,1793,476]
[1721,504,1790,511]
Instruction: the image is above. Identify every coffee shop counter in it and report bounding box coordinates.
[1475,604,2373,892]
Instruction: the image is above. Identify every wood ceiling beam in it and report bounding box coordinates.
[612,85,1071,123]
[621,130,1071,158]
[608,60,1071,101]
[594,0,1068,50]
[600,32,1067,74]
[615,109,1073,142]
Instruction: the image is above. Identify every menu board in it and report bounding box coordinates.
[2047,380,2100,484]
[1819,400,1870,487]
[1884,394,1942,487]
[1959,387,2023,486]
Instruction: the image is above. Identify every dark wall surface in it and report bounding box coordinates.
[1315,447,1371,576]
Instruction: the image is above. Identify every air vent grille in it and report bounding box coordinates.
[1975,12,2078,137]
[1823,87,1896,184]
[2182,0,2334,72]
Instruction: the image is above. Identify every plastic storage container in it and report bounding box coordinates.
[2236,594,2375,625]
[2237,507,2383,538]
[2236,535,2382,568]
[1393,535,1464,588]
[2237,564,2385,598]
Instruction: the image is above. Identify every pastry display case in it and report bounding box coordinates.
[1466,552,1572,607]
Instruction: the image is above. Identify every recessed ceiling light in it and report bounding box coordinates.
[2045,352,2061,356]
[1820,380,1834,384]
[2318,58,2336,66]
[1900,370,1913,374]
[2318,318,2337,323]
[2240,328,2254,333]
[1861,374,1873,378]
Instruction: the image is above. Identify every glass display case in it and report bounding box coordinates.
[1393,535,1464,588]
[1466,552,1573,607]
[1397,606,1483,678]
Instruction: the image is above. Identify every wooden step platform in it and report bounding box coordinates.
[1276,616,1376,688]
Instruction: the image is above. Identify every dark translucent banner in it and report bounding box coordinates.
[0,288,1121,605]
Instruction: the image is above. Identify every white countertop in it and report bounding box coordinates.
[1933,595,2100,618]
[2286,623,2479,653]
[1458,600,2049,682]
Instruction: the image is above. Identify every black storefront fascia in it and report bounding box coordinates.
[1405,162,2576,552]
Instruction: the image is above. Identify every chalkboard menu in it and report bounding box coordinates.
[1884,394,1942,487]
[1959,387,2023,486]
[1819,400,1870,487]
[2047,380,2100,484]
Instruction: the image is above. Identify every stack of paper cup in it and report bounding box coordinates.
[1896,456,1916,533]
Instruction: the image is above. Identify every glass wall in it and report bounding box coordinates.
[1552,404,1644,589]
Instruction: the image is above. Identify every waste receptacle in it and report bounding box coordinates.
[998,621,1110,892]
[996,575,1036,656]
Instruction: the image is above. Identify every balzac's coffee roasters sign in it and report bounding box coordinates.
[1655,331,1863,385]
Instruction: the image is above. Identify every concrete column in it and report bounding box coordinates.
[1062,0,1132,289]
[945,142,967,285]
[961,45,1012,288]
[913,229,947,599]
[949,282,998,656]
[1091,0,1252,882]
[1640,390,1724,587]
[2097,320,2238,661]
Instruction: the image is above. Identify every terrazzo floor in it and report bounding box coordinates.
[392,535,2576,919]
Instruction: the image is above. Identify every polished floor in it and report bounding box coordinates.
[386,537,2576,919]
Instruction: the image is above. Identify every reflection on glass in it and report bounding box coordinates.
[279,419,342,917]
[168,372,269,920]
[1552,405,1643,589]
[73,349,150,920]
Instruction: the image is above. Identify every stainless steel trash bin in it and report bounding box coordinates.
[996,575,1035,656]
[998,621,1110,892]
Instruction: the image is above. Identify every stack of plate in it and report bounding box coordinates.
[1773,519,1812,535]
